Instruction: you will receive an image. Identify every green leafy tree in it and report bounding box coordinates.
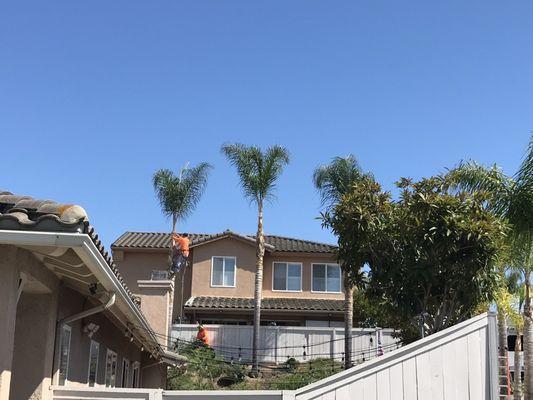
[447,136,532,397]
[153,162,212,321]
[314,155,381,368]
[329,175,506,343]
[221,143,290,375]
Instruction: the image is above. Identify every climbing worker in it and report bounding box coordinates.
[170,233,190,274]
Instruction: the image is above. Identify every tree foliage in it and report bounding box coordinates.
[152,162,212,231]
[326,175,507,341]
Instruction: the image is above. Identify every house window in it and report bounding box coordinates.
[273,262,302,291]
[121,358,130,388]
[312,264,341,293]
[105,349,118,387]
[211,256,236,287]
[131,362,140,388]
[87,340,100,387]
[58,325,71,385]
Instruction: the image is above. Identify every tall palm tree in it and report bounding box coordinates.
[221,143,290,375]
[313,155,369,369]
[153,162,212,322]
[447,136,532,397]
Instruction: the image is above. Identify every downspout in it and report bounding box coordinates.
[59,293,116,326]
[52,293,116,385]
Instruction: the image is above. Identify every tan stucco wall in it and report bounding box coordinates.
[0,244,167,399]
[138,281,173,347]
[113,237,344,325]
[11,292,58,400]
[190,237,257,298]
[0,245,59,400]
[56,286,144,388]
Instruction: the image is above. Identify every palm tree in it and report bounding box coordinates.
[447,136,532,397]
[221,143,290,375]
[313,155,370,369]
[153,162,212,322]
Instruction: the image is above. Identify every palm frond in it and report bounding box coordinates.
[313,155,366,209]
[446,161,513,216]
[152,162,212,228]
[508,135,533,248]
[221,143,290,205]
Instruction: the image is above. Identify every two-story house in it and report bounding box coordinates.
[111,230,345,327]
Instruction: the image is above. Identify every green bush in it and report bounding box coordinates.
[167,341,246,390]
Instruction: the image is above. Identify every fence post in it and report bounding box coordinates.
[281,390,296,400]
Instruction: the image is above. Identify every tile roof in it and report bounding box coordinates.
[184,296,344,313]
[0,191,139,306]
[112,231,337,254]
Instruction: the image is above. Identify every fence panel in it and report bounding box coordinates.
[293,313,498,400]
[171,324,399,364]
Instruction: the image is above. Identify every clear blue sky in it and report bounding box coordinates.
[1,1,531,248]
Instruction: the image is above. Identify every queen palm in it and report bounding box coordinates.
[447,136,532,397]
[221,143,290,375]
[153,162,212,321]
[313,155,370,369]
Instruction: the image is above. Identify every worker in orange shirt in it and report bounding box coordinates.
[196,322,209,346]
[170,233,190,274]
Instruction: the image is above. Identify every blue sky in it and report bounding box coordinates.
[1,1,531,248]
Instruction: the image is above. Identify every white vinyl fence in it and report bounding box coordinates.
[51,388,294,400]
[294,312,498,400]
[171,324,399,364]
[52,313,497,400]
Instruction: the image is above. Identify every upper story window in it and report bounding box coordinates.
[312,263,341,293]
[273,262,302,291]
[211,256,236,287]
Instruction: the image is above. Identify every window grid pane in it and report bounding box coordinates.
[287,264,301,291]
[273,263,287,290]
[212,257,224,286]
[313,264,326,292]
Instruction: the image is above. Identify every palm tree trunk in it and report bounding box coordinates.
[514,328,522,400]
[251,201,265,376]
[344,283,354,369]
[523,272,533,400]
[498,307,510,397]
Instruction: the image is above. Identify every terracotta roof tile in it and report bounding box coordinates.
[184,296,344,312]
[0,191,138,306]
[112,231,337,254]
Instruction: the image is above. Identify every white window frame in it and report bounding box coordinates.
[311,263,342,293]
[131,361,140,388]
[121,358,130,388]
[210,256,237,288]
[87,340,100,387]
[104,349,118,387]
[58,325,72,386]
[272,262,303,292]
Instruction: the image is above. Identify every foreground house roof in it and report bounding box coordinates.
[112,231,337,254]
[185,296,344,313]
[0,191,165,358]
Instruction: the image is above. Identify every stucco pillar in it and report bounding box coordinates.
[137,280,174,348]
[0,246,20,400]
[10,292,58,400]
